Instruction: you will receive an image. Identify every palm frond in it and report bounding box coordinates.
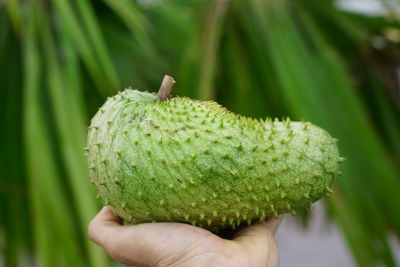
[0,0,399,266]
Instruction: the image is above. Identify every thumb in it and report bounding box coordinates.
[88,206,123,246]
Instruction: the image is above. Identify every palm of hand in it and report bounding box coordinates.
[89,207,281,267]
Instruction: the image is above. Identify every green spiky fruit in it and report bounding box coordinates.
[87,78,342,231]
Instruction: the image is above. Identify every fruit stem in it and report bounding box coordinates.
[157,75,176,101]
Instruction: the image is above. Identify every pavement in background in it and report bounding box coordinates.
[276,201,355,267]
[276,201,400,267]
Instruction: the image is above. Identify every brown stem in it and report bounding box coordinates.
[157,75,176,101]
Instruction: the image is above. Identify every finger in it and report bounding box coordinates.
[231,216,282,265]
[233,216,283,241]
[262,216,283,235]
[88,206,123,246]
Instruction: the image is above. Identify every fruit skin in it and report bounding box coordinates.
[87,89,341,231]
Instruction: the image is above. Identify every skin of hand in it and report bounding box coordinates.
[88,206,282,267]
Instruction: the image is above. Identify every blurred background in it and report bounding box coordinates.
[1,0,400,266]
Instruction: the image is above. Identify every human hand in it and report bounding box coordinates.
[88,206,282,267]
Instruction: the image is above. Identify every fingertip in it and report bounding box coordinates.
[230,217,282,265]
[259,216,283,235]
[97,206,123,222]
[232,216,283,242]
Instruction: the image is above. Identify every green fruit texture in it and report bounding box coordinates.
[86,77,342,231]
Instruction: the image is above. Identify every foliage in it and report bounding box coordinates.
[1,0,399,266]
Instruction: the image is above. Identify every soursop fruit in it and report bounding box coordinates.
[86,76,342,231]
